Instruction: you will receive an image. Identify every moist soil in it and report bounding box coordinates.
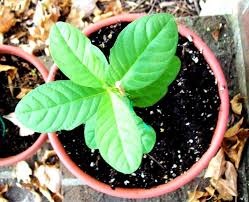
[57,23,220,189]
[0,54,43,157]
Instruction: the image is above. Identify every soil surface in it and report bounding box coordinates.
[0,54,43,157]
[57,23,220,189]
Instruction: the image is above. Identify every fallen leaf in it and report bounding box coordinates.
[30,190,42,202]
[0,64,18,79]
[4,0,31,15]
[211,29,220,42]
[224,118,243,138]
[41,150,59,167]
[0,185,8,195]
[13,161,32,183]
[187,186,208,202]
[28,0,61,42]
[204,185,215,197]
[204,149,226,180]
[0,7,16,33]
[223,128,249,168]
[66,0,96,30]
[3,112,35,136]
[34,164,61,194]
[230,94,247,115]
[0,198,8,202]
[0,33,3,44]
[16,88,32,99]
[39,187,54,202]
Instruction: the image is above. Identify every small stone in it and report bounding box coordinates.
[124,180,130,185]
[90,162,95,167]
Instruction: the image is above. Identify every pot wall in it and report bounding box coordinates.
[0,45,48,166]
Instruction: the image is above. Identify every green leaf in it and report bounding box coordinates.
[130,56,181,107]
[135,116,156,154]
[15,81,105,133]
[50,22,108,88]
[84,114,97,149]
[106,13,178,91]
[95,92,143,174]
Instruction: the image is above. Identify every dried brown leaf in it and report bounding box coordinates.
[41,150,59,166]
[223,128,249,168]
[66,0,96,30]
[204,149,226,180]
[13,161,32,183]
[29,0,60,41]
[230,94,247,115]
[210,161,237,201]
[52,193,63,202]
[187,188,207,202]
[204,185,215,197]
[3,112,35,136]
[211,30,220,42]
[30,190,42,202]
[224,118,243,138]
[0,7,16,33]
[4,0,31,15]
[0,185,8,196]
[34,165,61,194]
[0,197,8,202]
[7,75,14,97]
[39,187,54,202]
[0,33,3,44]
[0,64,17,79]
[16,88,32,99]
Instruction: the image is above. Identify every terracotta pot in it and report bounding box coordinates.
[0,45,48,166]
[48,14,229,198]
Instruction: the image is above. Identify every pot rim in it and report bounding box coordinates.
[47,13,229,198]
[0,45,48,166]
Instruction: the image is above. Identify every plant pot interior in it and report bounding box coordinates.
[54,22,221,189]
[0,54,44,157]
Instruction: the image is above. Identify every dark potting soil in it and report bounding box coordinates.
[0,54,43,157]
[57,23,220,188]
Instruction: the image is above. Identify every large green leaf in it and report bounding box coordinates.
[50,22,107,88]
[130,56,181,107]
[135,116,156,154]
[15,81,105,132]
[84,114,97,149]
[106,13,178,91]
[95,92,143,174]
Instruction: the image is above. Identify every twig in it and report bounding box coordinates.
[148,0,158,14]
[193,0,201,14]
[129,0,147,12]
[147,154,165,169]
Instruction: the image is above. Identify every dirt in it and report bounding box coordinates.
[56,22,220,189]
[0,54,44,157]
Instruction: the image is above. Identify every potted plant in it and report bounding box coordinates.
[0,45,48,166]
[15,13,229,198]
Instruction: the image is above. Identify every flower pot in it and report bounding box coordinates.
[47,14,229,198]
[0,45,48,166]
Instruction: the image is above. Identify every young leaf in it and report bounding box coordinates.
[107,13,178,91]
[135,116,156,154]
[130,56,181,107]
[15,80,105,132]
[95,92,143,174]
[84,114,97,149]
[50,22,108,88]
